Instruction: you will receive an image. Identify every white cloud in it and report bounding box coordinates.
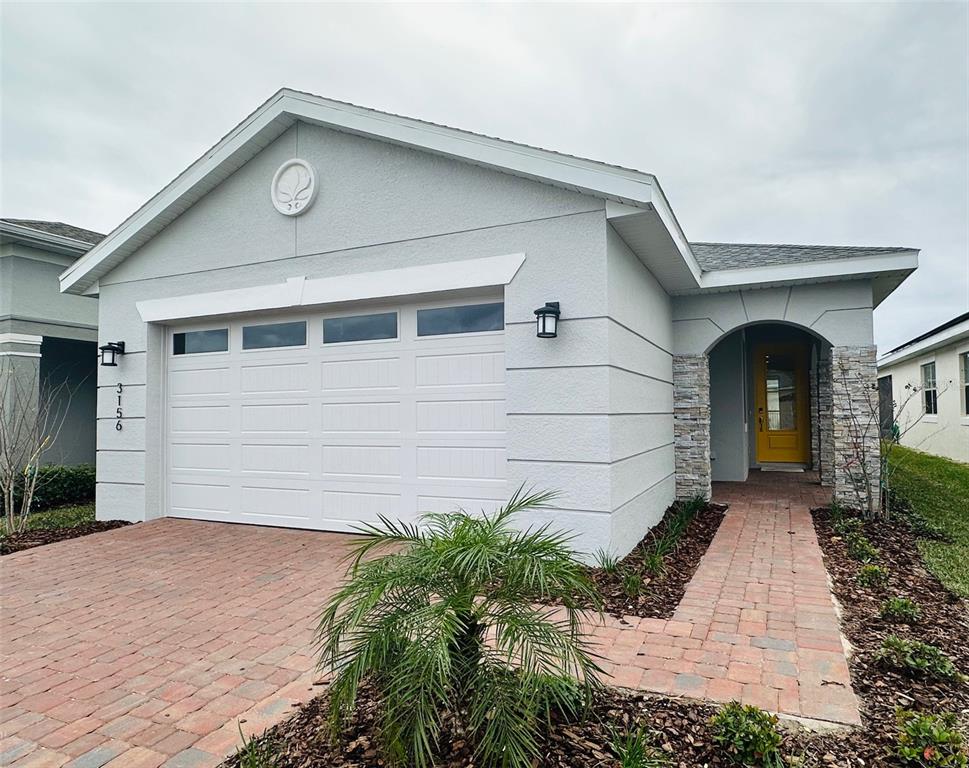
[1,2,966,350]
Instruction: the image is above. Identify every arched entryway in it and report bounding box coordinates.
[706,322,831,485]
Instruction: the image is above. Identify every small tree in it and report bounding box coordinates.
[835,362,949,520]
[0,359,77,534]
[315,488,602,768]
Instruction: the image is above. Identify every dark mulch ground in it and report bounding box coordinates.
[550,500,727,620]
[0,520,131,555]
[223,679,910,768]
[811,507,969,756]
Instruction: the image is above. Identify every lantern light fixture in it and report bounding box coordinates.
[534,302,560,339]
[99,341,125,367]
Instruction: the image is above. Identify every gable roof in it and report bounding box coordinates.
[690,242,918,272]
[1,218,104,258]
[1,219,105,246]
[57,88,918,303]
[60,88,700,295]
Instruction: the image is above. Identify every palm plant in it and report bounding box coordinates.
[315,487,602,768]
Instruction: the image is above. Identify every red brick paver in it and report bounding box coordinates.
[586,471,861,725]
[2,471,859,768]
[1,520,349,767]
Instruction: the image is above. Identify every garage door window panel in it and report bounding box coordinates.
[173,328,229,355]
[323,312,398,344]
[242,321,307,350]
[417,303,504,337]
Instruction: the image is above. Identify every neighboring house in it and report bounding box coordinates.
[877,312,969,464]
[59,89,919,556]
[1,219,103,465]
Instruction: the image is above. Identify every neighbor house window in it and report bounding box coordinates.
[242,321,307,350]
[921,361,938,415]
[417,303,503,337]
[962,352,969,415]
[173,329,228,355]
[323,312,397,344]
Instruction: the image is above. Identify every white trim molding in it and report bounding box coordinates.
[0,333,43,346]
[137,252,526,324]
[878,317,969,368]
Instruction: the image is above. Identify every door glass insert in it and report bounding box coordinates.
[764,353,797,431]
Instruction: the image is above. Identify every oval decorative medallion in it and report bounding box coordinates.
[270,159,317,216]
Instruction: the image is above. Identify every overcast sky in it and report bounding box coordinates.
[2,2,967,351]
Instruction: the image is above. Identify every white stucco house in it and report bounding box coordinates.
[1,219,103,465]
[877,312,969,464]
[59,89,919,556]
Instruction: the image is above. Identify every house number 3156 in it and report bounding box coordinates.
[115,383,124,431]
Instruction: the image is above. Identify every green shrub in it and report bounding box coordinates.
[709,701,784,767]
[235,724,277,768]
[845,531,879,563]
[612,726,670,768]
[875,636,964,682]
[857,564,890,589]
[642,552,665,577]
[13,464,95,512]
[623,568,646,597]
[315,487,602,768]
[896,710,967,767]
[833,516,865,537]
[594,549,621,574]
[880,597,922,624]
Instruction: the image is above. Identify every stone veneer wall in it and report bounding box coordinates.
[810,353,820,472]
[818,350,834,486]
[830,345,880,510]
[673,354,712,500]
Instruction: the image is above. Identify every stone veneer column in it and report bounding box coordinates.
[673,354,711,500]
[830,345,880,511]
[818,350,834,487]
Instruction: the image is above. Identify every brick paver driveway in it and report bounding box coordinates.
[1,519,350,768]
[2,471,860,767]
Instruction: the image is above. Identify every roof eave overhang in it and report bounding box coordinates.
[669,250,919,307]
[60,88,701,296]
[877,319,969,368]
[1,222,93,258]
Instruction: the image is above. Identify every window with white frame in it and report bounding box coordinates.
[921,361,938,415]
[961,352,969,415]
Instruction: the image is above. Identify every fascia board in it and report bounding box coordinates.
[877,320,969,368]
[694,251,919,292]
[136,252,526,324]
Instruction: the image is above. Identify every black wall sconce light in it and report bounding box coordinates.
[534,302,560,338]
[99,341,126,367]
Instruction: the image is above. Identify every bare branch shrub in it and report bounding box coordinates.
[0,359,77,534]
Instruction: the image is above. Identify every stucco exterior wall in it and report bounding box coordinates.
[0,245,98,342]
[709,331,748,482]
[604,227,675,555]
[94,119,662,556]
[881,339,969,463]
[671,280,875,355]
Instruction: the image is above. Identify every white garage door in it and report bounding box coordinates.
[165,294,507,531]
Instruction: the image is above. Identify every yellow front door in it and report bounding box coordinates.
[754,343,810,464]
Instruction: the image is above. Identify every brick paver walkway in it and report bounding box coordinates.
[590,470,861,725]
[1,471,859,768]
[1,520,349,768]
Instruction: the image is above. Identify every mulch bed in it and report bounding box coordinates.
[811,507,969,755]
[575,500,727,619]
[223,679,904,768]
[0,520,131,555]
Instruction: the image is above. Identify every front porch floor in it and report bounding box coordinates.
[588,470,861,726]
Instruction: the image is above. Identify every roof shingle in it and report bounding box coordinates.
[689,242,916,272]
[1,219,105,246]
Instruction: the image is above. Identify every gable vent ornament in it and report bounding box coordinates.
[270,159,317,216]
